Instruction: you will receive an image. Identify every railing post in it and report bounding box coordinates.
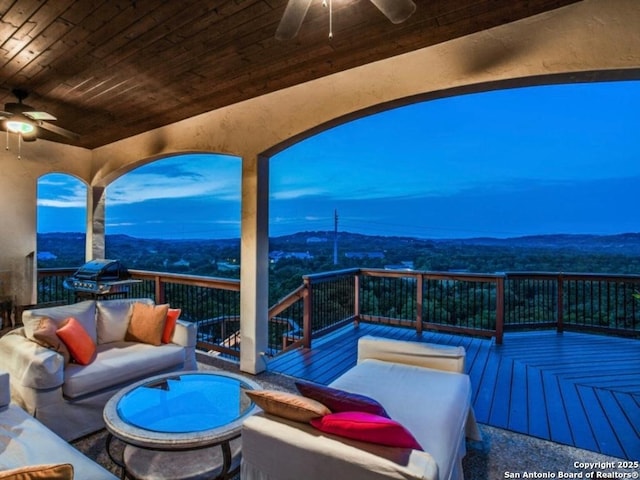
[495,276,505,344]
[416,273,423,334]
[155,275,165,304]
[303,277,312,349]
[557,273,564,333]
[354,272,360,326]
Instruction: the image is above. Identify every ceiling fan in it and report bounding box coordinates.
[0,88,80,143]
[275,0,416,41]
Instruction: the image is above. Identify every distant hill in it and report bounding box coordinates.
[437,233,640,255]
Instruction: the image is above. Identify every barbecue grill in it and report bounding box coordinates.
[64,259,140,299]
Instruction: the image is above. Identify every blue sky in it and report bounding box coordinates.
[37,80,640,240]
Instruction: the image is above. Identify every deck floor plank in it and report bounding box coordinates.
[267,325,640,459]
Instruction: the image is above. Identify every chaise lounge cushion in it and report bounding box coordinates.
[62,341,186,398]
[330,358,472,480]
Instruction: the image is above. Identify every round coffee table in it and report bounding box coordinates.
[103,370,261,480]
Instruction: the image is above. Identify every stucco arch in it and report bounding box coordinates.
[93,150,242,188]
[262,69,640,158]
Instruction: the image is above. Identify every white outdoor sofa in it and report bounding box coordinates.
[241,335,482,480]
[0,297,197,441]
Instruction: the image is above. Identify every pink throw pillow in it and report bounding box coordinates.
[310,412,423,450]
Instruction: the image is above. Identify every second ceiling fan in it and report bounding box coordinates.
[276,0,417,41]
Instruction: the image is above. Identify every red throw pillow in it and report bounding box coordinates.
[56,317,96,365]
[295,381,389,417]
[162,308,182,344]
[310,412,423,450]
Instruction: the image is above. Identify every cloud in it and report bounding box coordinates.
[37,177,86,208]
[38,198,86,208]
[107,155,241,205]
[271,187,326,200]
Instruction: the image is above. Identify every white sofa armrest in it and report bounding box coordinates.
[357,336,466,373]
[0,370,9,409]
[0,330,64,389]
[241,414,438,480]
[171,319,197,347]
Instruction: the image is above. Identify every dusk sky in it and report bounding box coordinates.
[38,80,640,240]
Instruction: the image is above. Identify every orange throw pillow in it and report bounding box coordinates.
[55,317,96,365]
[125,302,169,346]
[162,308,181,344]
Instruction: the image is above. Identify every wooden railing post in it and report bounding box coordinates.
[495,275,505,345]
[557,273,564,333]
[303,277,312,349]
[155,275,165,304]
[416,273,423,334]
[354,272,360,326]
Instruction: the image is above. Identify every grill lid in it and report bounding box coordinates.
[72,259,130,281]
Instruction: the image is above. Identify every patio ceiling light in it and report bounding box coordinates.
[6,115,35,135]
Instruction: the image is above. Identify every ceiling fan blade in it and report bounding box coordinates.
[24,111,57,121]
[39,121,81,141]
[275,0,314,41]
[369,0,416,24]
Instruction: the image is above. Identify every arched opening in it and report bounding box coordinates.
[37,173,88,268]
[269,79,640,275]
[103,153,242,275]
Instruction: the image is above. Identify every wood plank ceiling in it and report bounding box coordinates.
[0,0,583,149]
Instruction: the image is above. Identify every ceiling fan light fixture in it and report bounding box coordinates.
[6,116,35,134]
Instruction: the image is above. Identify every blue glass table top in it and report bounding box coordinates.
[115,372,257,434]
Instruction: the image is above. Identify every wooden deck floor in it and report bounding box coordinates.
[267,323,640,460]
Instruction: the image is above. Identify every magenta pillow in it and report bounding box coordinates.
[310,412,423,450]
[295,381,389,417]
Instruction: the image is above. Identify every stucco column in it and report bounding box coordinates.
[239,154,269,374]
[86,185,106,261]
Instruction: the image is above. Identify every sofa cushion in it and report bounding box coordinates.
[310,412,423,450]
[0,464,73,479]
[125,303,169,346]
[30,317,71,365]
[23,301,97,344]
[62,342,185,398]
[97,298,154,344]
[295,380,389,417]
[245,390,330,423]
[56,317,97,365]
